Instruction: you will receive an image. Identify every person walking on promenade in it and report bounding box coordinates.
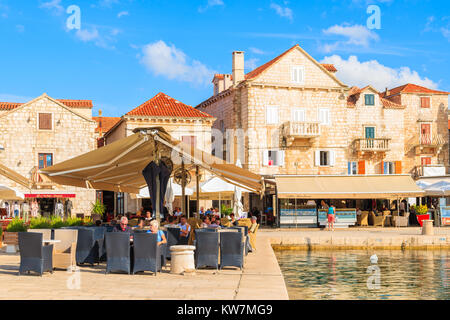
[327,204,335,231]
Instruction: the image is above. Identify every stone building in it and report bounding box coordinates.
[101,92,215,215]
[0,93,97,216]
[196,44,449,211]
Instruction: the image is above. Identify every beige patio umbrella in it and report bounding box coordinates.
[0,184,25,200]
[40,127,263,198]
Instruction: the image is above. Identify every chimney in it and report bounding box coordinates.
[385,87,390,97]
[224,74,232,90]
[232,51,245,85]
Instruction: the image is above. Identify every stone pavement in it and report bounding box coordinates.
[0,232,289,300]
[1,227,448,300]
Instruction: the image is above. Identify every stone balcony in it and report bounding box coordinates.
[353,138,390,153]
[30,166,57,189]
[412,165,450,179]
[410,133,446,155]
[281,121,320,146]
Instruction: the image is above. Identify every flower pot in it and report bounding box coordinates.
[417,214,430,227]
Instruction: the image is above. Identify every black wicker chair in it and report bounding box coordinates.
[75,228,98,265]
[219,232,244,270]
[229,226,250,255]
[132,233,161,275]
[194,230,219,269]
[166,227,180,259]
[105,232,131,274]
[18,232,53,276]
[93,227,107,261]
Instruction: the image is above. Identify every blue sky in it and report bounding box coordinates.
[0,0,449,116]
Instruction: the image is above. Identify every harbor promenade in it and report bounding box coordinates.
[0,227,448,300]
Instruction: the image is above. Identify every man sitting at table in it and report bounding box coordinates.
[174,207,183,217]
[200,216,211,228]
[229,213,239,226]
[177,216,191,241]
[164,215,179,228]
[113,216,133,233]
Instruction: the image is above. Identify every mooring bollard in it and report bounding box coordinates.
[170,245,196,274]
[422,220,434,236]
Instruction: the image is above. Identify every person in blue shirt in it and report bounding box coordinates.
[177,215,191,239]
[147,220,167,246]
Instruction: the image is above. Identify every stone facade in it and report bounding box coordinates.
[104,94,215,215]
[197,45,449,210]
[0,94,97,216]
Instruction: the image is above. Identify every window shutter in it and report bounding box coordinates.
[39,113,52,130]
[314,151,321,166]
[262,150,269,166]
[358,160,365,174]
[382,161,387,174]
[329,150,335,166]
[348,162,351,175]
[395,161,402,174]
[421,97,430,108]
[278,150,285,167]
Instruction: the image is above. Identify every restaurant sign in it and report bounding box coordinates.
[25,194,76,198]
[440,206,450,226]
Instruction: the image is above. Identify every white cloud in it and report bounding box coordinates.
[320,55,438,91]
[249,47,266,55]
[140,40,215,86]
[76,28,100,42]
[16,25,25,33]
[0,93,32,103]
[75,27,119,49]
[270,3,293,21]
[198,0,224,13]
[245,58,259,71]
[39,0,64,15]
[322,24,379,53]
[117,11,129,18]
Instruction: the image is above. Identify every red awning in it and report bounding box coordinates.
[25,194,76,198]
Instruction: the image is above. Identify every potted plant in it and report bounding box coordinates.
[4,218,28,253]
[415,205,430,227]
[91,200,106,223]
[221,204,233,216]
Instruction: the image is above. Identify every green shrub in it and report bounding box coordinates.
[29,217,52,229]
[6,218,28,232]
[50,216,67,229]
[66,217,83,226]
[221,204,233,216]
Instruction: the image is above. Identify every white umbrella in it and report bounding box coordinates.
[164,178,175,215]
[0,184,25,200]
[233,159,244,219]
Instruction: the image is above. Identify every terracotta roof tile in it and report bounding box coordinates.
[92,117,121,133]
[321,64,337,72]
[383,83,450,97]
[126,92,214,118]
[0,99,93,111]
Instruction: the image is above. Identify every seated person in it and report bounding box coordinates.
[134,217,146,230]
[113,216,133,232]
[174,207,183,217]
[95,220,102,227]
[249,216,258,233]
[177,216,191,239]
[145,211,152,221]
[165,215,179,228]
[229,213,238,226]
[200,216,211,228]
[147,220,167,246]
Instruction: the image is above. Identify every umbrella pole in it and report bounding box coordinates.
[219,192,221,219]
[196,165,200,218]
[156,174,160,223]
[181,160,186,218]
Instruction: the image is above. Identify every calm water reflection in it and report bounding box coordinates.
[275,250,450,300]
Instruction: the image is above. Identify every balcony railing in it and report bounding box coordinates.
[354,138,390,152]
[282,121,321,138]
[418,133,446,146]
[412,165,450,178]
